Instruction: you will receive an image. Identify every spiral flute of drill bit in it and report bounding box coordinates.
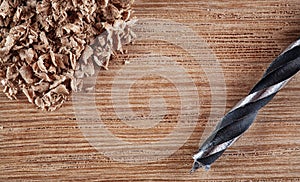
[191,38,300,172]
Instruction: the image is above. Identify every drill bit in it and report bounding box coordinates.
[191,38,300,172]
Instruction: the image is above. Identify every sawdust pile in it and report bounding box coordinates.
[0,0,135,111]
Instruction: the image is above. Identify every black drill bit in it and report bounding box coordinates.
[191,38,300,172]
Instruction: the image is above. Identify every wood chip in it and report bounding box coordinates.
[0,0,135,111]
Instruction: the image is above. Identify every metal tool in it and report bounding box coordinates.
[191,38,300,172]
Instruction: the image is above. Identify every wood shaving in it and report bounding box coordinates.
[0,0,135,111]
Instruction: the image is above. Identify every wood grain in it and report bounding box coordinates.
[1,0,300,181]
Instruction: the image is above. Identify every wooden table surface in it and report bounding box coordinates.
[1,0,300,181]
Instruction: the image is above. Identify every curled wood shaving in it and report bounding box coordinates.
[0,0,135,111]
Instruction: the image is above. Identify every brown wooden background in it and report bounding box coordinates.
[1,0,300,181]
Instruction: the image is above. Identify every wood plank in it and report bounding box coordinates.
[1,0,300,181]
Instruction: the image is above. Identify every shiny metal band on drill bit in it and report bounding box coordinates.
[191,38,300,172]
